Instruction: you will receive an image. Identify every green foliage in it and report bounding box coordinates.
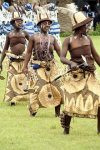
[89,24,100,36]
[0,103,100,150]
[60,31,72,37]
[60,24,100,37]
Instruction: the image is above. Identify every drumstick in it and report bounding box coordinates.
[54,62,87,81]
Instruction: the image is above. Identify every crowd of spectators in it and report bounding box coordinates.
[0,0,61,52]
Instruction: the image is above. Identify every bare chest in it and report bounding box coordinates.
[9,32,26,46]
[34,36,54,50]
[70,36,90,49]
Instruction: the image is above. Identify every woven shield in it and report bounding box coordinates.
[38,84,61,107]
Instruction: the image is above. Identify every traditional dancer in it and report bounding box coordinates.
[23,14,63,117]
[0,11,29,105]
[60,11,100,134]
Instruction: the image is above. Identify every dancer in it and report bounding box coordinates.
[23,14,63,117]
[60,11,100,134]
[0,11,29,105]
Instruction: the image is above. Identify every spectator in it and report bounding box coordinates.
[93,2,100,30]
[8,0,26,15]
[82,1,90,17]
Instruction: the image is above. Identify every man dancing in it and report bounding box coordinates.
[60,11,100,134]
[0,11,29,105]
[23,14,63,117]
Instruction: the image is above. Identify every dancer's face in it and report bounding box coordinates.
[77,25,87,35]
[14,19,23,29]
[40,20,51,33]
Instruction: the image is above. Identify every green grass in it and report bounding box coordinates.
[0,36,100,150]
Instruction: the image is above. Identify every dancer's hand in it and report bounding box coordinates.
[22,67,28,75]
[69,61,78,70]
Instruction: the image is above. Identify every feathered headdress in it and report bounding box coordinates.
[37,7,52,26]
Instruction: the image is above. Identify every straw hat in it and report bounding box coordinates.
[10,11,23,25]
[72,11,92,30]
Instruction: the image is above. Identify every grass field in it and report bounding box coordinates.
[0,36,100,150]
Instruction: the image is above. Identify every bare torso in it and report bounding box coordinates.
[8,30,27,55]
[61,27,100,72]
[69,35,91,59]
[67,35,95,69]
[32,33,55,61]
